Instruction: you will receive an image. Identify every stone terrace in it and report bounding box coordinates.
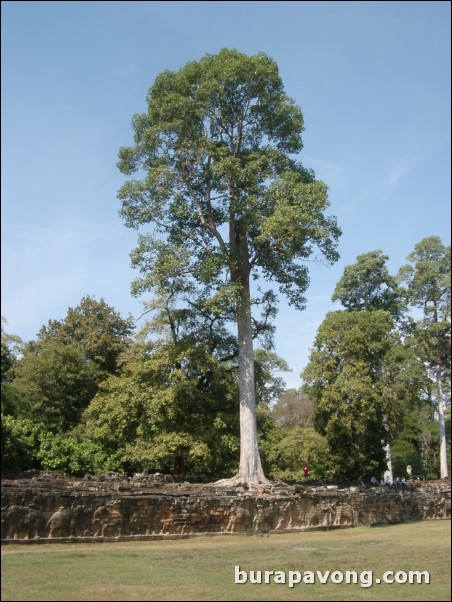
[1,471,450,543]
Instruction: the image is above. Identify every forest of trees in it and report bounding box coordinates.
[2,51,450,484]
[2,236,450,482]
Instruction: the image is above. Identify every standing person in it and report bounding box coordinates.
[303,465,309,480]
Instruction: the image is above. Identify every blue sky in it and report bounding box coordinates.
[2,1,450,389]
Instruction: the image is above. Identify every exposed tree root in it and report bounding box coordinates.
[214,474,287,494]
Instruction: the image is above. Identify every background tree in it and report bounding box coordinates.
[34,296,134,376]
[1,299,134,473]
[303,242,450,482]
[398,236,451,478]
[271,389,315,429]
[267,427,332,482]
[117,49,340,487]
[1,318,24,417]
[83,295,288,477]
[12,297,134,432]
[328,250,410,480]
[1,319,35,472]
[332,250,403,318]
[83,337,240,476]
[254,349,289,408]
[302,310,403,480]
[13,341,100,431]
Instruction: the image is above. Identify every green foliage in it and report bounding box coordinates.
[1,317,23,384]
[302,310,403,480]
[5,234,448,482]
[37,434,120,476]
[267,427,333,481]
[122,433,215,476]
[300,237,450,482]
[398,236,451,477]
[118,49,340,308]
[1,416,44,472]
[391,405,449,480]
[398,236,450,393]
[398,236,450,322]
[80,293,287,478]
[13,341,100,432]
[10,297,134,435]
[390,440,423,478]
[398,237,451,369]
[35,296,134,375]
[1,382,26,417]
[118,49,340,483]
[332,250,403,317]
[137,290,277,363]
[254,349,289,407]
[83,340,240,476]
[1,340,14,383]
[0,415,118,475]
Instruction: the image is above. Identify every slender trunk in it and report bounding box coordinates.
[436,364,449,479]
[235,277,267,485]
[381,415,393,483]
[383,442,393,485]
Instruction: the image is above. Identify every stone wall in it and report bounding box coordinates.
[1,472,450,543]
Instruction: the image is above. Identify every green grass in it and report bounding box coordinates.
[1,521,450,601]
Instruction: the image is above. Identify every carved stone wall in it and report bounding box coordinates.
[1,472,450,543]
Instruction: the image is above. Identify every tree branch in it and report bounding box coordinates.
[178,167,227,253]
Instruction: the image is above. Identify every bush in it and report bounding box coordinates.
[37,434,122,476]
[1,416,44,472]
[266,427,334,481]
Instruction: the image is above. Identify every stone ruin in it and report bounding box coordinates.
[1,471,450,543]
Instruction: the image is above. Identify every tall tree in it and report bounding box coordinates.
[117,49,340,487]
[332,250,406,481]
[302,310,404,480]
[332,250,403,318]
[398,236,451,478]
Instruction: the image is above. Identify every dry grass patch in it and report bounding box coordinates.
[2,521,450,601]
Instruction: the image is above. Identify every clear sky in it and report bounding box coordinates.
[2,1,451,389]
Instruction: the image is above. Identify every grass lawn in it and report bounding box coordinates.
[1,521,450,601]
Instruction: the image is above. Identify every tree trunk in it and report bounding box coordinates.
[235,279,268,486]
[436,364,449,479]
[215,266,270,489]
[213,207,270,489]
[383,442,393,484]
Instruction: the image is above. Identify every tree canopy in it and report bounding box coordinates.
[332,250,402,317]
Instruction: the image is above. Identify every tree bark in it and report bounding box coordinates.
[215,234,270,488]
[436,364,449,479]
[234,278,268,485]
